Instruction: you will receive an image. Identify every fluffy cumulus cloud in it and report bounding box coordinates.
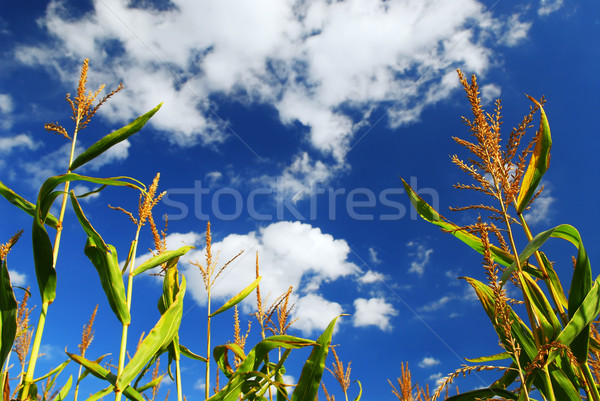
[8,270,27,287]
[419,356,441,368]
[13,0,538,192]
[352,297,398,331]
[136,221,359,335]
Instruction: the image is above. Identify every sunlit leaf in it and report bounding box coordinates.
[210,276,261,317]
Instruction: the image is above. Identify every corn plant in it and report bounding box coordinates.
[401,70,600,400]
[0,59,342,401]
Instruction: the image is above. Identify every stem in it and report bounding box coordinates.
[20,302,49,399]
[115,235,140,401]
[175,357,183,401]
[582,363,600,401]
[20,123,81,401]
[206,289,211,401]
[73,362,84,401]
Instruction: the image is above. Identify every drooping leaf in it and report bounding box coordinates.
[210,276,261,317]
[291,316,340,401]
[116,276,186,390]
[32,174,142,304]
[0,180,58,228]
[402,178,515,268]
[516,96,552,214]
[353,380,362,401]
[69,103,162,171]
[0,258,18,369]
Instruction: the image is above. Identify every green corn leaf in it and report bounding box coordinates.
[71,192,130,325]
[54,375,72,401]
[31,173,142,304]
[546,364,581,401]
[556,275,600,351]
[567,231,592,363]
[0,258,18,369]
[69,103,162,171]
[291,316,340,401]
[214,343,247,379]
[86,386,113,401]
[210,276,262,317]
[516,96,552,214]
[133,246,194,277]
[465,351,510,363]
[445,387,517,400]
[32,359,70,383]
[462,277,538,362]
[402,178,515,268]
[353,380,362,401]
[66,353,144,401]
[490,362,519,390]
[77,353,111,384]
[116,275,186,390]
[134,374,164,392]
[180,344,207,362]
[0,180,58,228]
[500,224,586,286]
[540,251,568,310]
[209,335,317,401]
[520,272,562,342]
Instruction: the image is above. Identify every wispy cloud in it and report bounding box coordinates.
[0,134,40,154]
[538,0,564,16]
[419,295,454,312]
[407,241,433,276]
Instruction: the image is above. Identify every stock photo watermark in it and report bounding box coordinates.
[162,176,439,222]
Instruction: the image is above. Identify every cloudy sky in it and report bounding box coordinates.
[1,0,599,399]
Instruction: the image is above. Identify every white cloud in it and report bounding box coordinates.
[480,84,501,105]
[8,270,26,286]
[368,247,381,264]
[357,270,385,285]
[14,0,538,194]
[428,372,444,384]
[419,356,441,368]
[501,13,532,46]
[419,295,453,312]
[0,94,14,130]
[173,221,358,335]
[538,0,564,16]
[0,94,13,114]
[352,297,398,331]
[407,241,433,276]
[524,188,554,225]
[0,134,40,153]
[293,293,343,336]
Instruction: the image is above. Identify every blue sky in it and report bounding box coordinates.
[1,0,599,399]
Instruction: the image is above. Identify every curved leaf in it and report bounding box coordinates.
[210,276,262,317]
[133,246,194,277]
[69,103,162,171]
[0,258,17,369]
[0,180,58,228]
[291,316,340,401]
[516,96,552,213]
[54,375,72,401]
[402,178,515,267]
